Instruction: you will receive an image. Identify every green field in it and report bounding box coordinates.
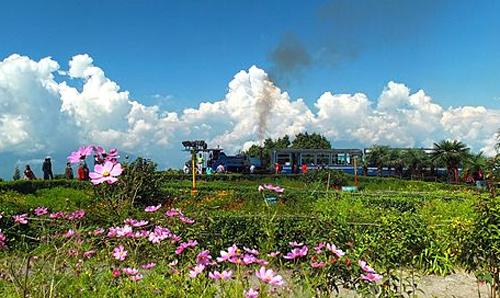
[0,174,497,297]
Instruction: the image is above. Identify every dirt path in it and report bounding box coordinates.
[333,271,490,297]
[417,271,489,298]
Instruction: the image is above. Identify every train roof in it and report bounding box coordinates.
[272,148,364,154]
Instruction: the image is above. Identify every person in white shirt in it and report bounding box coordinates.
[216,164,225,173]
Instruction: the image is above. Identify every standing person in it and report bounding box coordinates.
[274,162,281,175]
[183,163,190,174]
[42,157,54,180]
[65,162,74,179]
[301,163,308,174]
[196,153,204,174]
[77,162,89,181]
[82,162,90,180]
[23,165,36,180]
[77,162,85,181]
[250,164,256,174]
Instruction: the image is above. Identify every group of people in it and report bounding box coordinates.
[183,153,227,175]
[274,162,309,174]
[22,157,54,180]
[21,157,91,181]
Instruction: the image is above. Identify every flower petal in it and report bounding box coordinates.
[110,163,123,176]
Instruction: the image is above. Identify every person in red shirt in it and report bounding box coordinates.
[77,162,86,180]
[274,163,281,175]
[301,163,308,174]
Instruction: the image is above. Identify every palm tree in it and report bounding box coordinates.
[431,140,470,183]
[462,152,486,182]
[366,145,390,176]
[388,149,405,178]
[402,149,427,179]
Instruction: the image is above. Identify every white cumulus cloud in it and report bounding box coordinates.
[0,53,498,178]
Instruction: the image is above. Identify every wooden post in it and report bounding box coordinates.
[326,172,331,192]
[354,157,359,187]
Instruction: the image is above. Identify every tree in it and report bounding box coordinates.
[12,166,21,181]
[431,139,469,183]
[245,135,291,167]
[387,149,405,178]
[462,152,487,182]
[402,149,428,179]
[291,132,331,149]
[366,145,390,176]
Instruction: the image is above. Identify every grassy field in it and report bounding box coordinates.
[0,174,493,297]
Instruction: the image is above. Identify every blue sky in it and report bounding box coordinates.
[1,0,500,110]
[0,0,499,179]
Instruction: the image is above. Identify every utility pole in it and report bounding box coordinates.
[182,140,207,195]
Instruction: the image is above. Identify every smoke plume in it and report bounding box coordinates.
[252,75,277,144]
[268,0,446,83]
[268,33,311,85]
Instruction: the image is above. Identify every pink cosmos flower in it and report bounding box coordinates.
[284,245,308,260]
[13,214,28,224]
[132,230,148,238]
[326,243,345,258]
[171,234,182,242]
[361,273,383,283]
[89,161,123,185]
[144,204,161,212]
[169,260,178,267]
[93,227,105,236]
[267,251,281,258]
[0,230,7,249]
[83,250,96,258]
[105,148,120,162]
[63,229,76,238]
[67,145,93,164]
[148,226,172,244]
[255,267,284,286]
[122,267,139,275]
[141,263,156,270]
[256,258,269,266]
[34,207,48,216]
[66,209,86,220]
[115,225,133,238]
[358,260,376,273]
[314,242,326,254]
[129,274,143,281]
[311,261,326,268]
[242,254,257,265]
[260,184,285,193]
[217,244,240,262]
[175,240,198,254]
[179,215,195,224]
[49,211,65,219]
[196,250,213,265]
[244,288,259,298]
[165,208,181,217]
[123,218,148,227]
[189,264,205,278]
[112,245,128,261]
[208,270,233,280]
[112,268,121,278]
[289,241,304,247]
[244,247,259,255]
